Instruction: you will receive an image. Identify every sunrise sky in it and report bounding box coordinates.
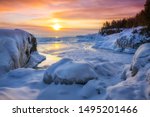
[0,0,146,37]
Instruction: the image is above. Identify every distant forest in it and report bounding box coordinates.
[100,0,150,34]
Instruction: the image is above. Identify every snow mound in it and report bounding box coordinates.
[0,29,45,76]
[106,80,147,100]
[43,58,98,85]
[131,43,150,76]
[94,62,123,77]
[92,33,117,50]
[106,43,150,100]
[79,80,106,99]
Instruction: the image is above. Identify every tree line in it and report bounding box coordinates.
[100,0,150,33]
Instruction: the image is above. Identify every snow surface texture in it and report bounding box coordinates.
[106,43,150,100]
[131,43,150,76]
[0,29,45,76]
[0,68,46,99]
[93,27,150,53]
[43,58,98,85]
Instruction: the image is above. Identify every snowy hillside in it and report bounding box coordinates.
[0,28,150,100]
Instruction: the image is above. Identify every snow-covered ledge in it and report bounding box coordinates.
[0,29,45,76]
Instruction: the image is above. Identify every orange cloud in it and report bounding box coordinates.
[0,0,146,37]
[0,0,78,12]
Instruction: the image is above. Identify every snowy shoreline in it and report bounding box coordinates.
[0,28,150,100]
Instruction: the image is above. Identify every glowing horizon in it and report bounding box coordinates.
[0,0,146,37]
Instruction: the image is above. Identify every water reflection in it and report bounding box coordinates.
[38,53,61,68]
[38,42,68,54]
[37,42,69,68]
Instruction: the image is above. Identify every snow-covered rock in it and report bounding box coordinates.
[0,29,45,76]
[43,58,98,85]
[93,27,150,53]
[116,27,150,50]
[131,43,150,76]
[106,63,150,100]
[106,43,150,100]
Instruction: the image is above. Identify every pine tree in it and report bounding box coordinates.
[144,0,150,28]
[100,0,150,31]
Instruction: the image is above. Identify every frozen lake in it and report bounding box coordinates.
[37,38,133,68]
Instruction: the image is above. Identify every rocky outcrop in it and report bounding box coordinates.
[0,29,45,75]
[115,28,150,50]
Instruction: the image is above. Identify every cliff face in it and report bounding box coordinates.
[0,29,45,76]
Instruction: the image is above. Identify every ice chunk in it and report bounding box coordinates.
[25,52,46,68]
[43,58,98,85]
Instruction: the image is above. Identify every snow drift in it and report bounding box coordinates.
[43,58,98,85]
[0,29,45,76]
[106,43,150,100]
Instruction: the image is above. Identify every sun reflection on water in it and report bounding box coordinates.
[38,42,67,53]
[37,42,69,68]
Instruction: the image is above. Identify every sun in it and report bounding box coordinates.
[52,24,62,31]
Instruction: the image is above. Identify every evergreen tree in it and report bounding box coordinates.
[144,0,150,28]
[100,0,150,33]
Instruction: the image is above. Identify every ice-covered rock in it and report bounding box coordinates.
[0,29,45,75]
[106,65,150,100]
[106,63,150,100]
[43,58,98,85]
[93,27,150,53]
[106,43,150,100]
[115,27,150,50]
[131,43,150,76]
